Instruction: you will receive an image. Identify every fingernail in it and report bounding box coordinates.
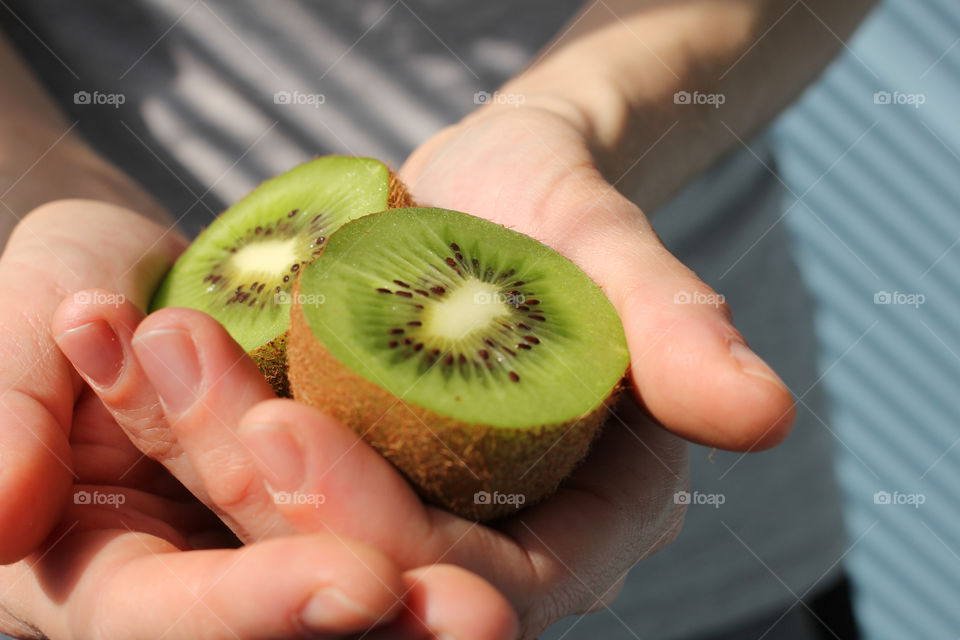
[298,587,381,633]
[132,329,201,416]
[55,320,124,389]
[238,424,305,492]
[729,340,785,387]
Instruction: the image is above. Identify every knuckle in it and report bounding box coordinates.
[111,403,180,459]
[202,458,262,513]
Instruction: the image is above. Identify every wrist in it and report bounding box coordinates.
[462,81,631,185]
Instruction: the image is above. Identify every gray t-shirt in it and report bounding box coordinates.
[2,1,846,637]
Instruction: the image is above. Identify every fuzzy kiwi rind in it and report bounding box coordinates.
[150,156,412,396]
[288,207,629,520]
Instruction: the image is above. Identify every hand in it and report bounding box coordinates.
[0,198,185,564]
[1,201,515,639]
[401,104,796,450]
[53,298,682,640]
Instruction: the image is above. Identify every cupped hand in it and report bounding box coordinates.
[53,297,683,639]
[0,198,185,563]
[1,201,515,640]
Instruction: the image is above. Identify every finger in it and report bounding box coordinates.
[550,182,796,450]
[236,399,539,608]
[236,399,426,553]
[68,385,186,498]
[0,200,184,562]
[128,307,284,539]
[361,565,519,640]
[0,391,73,563]
[1,530,404,640]
[52,292,201,494]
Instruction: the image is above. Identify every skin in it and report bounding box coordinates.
[0,0,876,638]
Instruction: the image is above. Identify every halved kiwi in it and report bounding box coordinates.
[288,207,629,520]
[151,156,412,395]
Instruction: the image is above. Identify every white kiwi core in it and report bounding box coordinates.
[423,278,509,342]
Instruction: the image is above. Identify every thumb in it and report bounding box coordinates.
[535,176,795,451]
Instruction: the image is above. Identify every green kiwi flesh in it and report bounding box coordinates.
[151,156,400,394]
[288,207,629,519]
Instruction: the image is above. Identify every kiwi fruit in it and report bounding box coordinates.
[288,207,629,520]
[151,156,412,395]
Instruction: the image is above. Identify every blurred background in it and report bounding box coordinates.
[771,0,960,636]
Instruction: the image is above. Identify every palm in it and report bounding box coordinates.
[65,386,225,546]
[400,107,602,247]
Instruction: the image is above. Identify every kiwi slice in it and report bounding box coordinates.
[288,207,629,520]
[151,156,412,395]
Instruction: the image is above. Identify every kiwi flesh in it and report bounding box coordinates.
[151,156,412,395]
[288,207,629,520]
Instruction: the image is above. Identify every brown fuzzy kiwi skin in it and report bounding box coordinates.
[387,170,414,209]
[250,333,289,396]
[287,283,621,521]
[250,169,412,398]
